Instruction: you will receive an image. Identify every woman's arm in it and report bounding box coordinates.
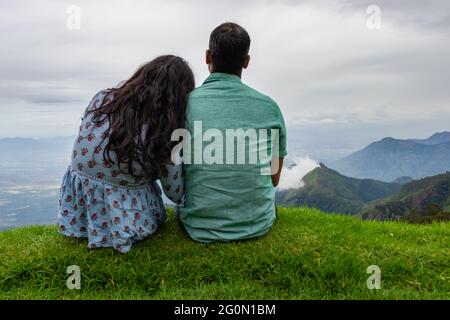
[160,164,184,204]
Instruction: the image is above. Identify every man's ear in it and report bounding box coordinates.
[243,54,250,69]
[206,49,212,65]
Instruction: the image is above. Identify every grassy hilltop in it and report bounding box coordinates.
[0,207,449,299]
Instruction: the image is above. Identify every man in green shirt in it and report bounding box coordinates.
[178,22,287,242]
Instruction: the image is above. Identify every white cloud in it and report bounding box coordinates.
[277,157,319,190]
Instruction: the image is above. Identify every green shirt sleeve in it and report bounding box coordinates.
[273,102,288,158]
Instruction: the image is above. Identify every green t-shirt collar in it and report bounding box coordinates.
[203,72,242,85]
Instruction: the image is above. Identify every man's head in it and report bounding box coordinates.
[206,22,251,77]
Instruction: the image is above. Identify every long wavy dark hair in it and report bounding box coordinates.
[89,55,195,180]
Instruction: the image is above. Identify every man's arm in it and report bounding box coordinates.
[160,164,184,204]
[271,157,284,187]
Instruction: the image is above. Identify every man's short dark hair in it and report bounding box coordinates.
[209,22,251,74]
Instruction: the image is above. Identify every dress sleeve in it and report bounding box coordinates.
[82,90,109,121]
[160,164,184,204]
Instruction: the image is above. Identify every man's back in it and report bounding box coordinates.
[179,72,287,242]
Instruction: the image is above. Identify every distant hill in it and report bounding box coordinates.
[392,176,414,185]
[410,131,450,145]
[0,136,74,168]
[361,171,450,223]
[329,132,450,181]
[276,163,401,214]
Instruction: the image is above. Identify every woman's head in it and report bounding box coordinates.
[91,55,195,180]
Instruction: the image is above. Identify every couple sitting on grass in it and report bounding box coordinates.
[57,22,287,253]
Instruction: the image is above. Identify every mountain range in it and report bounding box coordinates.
[276,163,402,214]
[276,163,450,222]
[361,172,450,222]
[328,132,450,181]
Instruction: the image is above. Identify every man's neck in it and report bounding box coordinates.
[210,69,242,78]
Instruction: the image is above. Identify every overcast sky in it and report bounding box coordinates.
[1,0,449,158]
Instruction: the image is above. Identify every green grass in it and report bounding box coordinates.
[0,207,449,299]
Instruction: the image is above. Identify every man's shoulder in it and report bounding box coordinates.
[189,85,206,97]
[241,83,279,107]
[190,81,278,107]
[189,81,217,97]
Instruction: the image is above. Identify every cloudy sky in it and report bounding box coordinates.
[1,0,449,160]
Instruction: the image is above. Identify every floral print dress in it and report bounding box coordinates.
[58,90,183,253]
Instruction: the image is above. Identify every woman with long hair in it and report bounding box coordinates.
[58,55,195,253]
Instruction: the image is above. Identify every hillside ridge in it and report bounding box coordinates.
[276,164,401,214]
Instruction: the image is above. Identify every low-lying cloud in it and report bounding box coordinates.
[277,157,320,190]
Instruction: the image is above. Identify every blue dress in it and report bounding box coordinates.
[58,90,183,253]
